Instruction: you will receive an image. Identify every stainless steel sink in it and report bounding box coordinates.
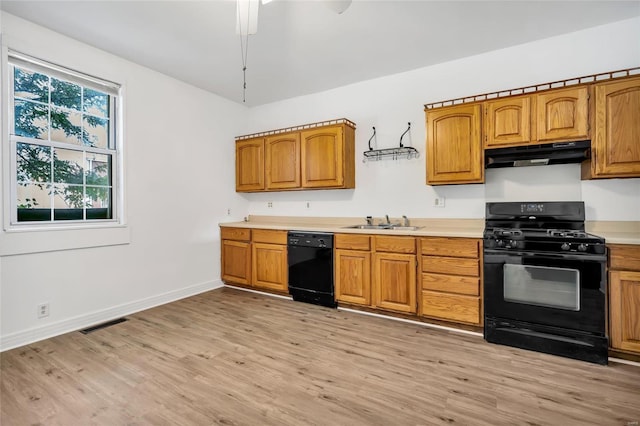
[390,226,423,231]
[343,224,394,230]
[342,224,423,231]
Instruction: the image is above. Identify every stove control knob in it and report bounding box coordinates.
[508,240,518,249]
[578,243,588,252]
[561,242,571,251]
[496,239,505,247]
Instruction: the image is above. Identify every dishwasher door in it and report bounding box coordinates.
[287,231,335,308]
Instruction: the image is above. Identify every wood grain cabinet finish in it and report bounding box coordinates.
[584,76,640,179]
[485,95,533,148]
[335,249,371,305]
[334,234,417,314]
[252,242,288,292]
[608,244,640,355]
[235,138,264,192]
[301,125,351,189]
[265,133,300,190]
[426,104,484,185]
[335,234,372,305]
[372,236,417,313]
[536,86,589,142]
[235,122,355,192]
[221,227,252,286]
[419,237,482,325]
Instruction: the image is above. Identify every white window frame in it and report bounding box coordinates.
[1,47,128,255]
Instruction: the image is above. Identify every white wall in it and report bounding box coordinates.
[0,13,249,350]
[243,17,640,221]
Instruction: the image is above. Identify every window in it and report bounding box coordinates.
[7,52,120,225]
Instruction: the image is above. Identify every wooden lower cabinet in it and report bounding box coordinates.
[221,239,251,286]
[221,227,288,292]
[252,243,287,292]
[608,244,640,355]
[419,237,482,325]
[373,253,417,313]
[335,249,371,305]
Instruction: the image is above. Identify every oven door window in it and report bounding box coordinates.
[503,264,580,311]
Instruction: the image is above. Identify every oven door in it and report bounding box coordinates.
[484,248,606,335]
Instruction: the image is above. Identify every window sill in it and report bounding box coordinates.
[0,223,130,256]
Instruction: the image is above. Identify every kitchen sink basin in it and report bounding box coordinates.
[342,224,423,231]
[343,224,393,230]
[389,226,423,231]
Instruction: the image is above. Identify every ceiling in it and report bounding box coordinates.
[2,1,639,107]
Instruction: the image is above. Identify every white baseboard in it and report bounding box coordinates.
[0,279,223,352]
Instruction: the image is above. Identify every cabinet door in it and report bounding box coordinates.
[222,240,251,285]
[252,243,288,292]
[591,77,640,178]
[485,96,533,147]
[426,104,483,185]
[610,270,640,353]
[265,133,301,190]
[373,253,416,313]
[536,86,589,142]
[236,138,264,192]
[300,125,344,188]
[335,249,371,305]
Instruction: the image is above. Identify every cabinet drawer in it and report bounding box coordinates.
[221,227,251,241]
[252,229,287,245]
[609,244,640,271]
[374,236,416,254]
[422,256,479,277]
[421,290,480,324]
[335,233,371,251]
[421,273,479,296]
[420,237,479,258]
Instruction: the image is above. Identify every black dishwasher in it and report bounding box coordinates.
[287,231,336,308]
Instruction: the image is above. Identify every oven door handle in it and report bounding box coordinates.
[483,249,606,262]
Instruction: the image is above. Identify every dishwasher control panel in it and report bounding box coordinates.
[287,231,334,248]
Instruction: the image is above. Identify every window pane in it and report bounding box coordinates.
[14,67,49,102]
[53,184,84,208]
[83,116,109,148]
[14,100,49,139]
[86,187,112,220]
[51,107,82,145]
[51,77,81,110]
[86,153,111,186]
[17,183,51,222]
[16,143,51,183]
[53,148,83,184]
[83,88,109,118]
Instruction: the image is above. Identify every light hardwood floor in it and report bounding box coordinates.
[2,287,639,425]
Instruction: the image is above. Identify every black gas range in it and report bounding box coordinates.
[483,201,608,364]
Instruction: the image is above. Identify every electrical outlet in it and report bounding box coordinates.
[305,201,311,209]
[267,201,273,208]
[434,197,446,208]
[37,303,50,319]
[227,208,231,215]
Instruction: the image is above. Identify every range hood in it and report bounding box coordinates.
[485,141,591,168]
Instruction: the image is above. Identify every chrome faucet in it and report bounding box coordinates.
[385,215,391,225]
[366,216,373,225]
[402,215,410,227]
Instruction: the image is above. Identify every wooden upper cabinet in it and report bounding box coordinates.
[235,138,264,192]
[588,76,640,178]
[485,96,533,147]
[265,133,300,190]
[300,125,345,188]
[536,86,589,142]
[426,104,484,185]
[235,120,355,192]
